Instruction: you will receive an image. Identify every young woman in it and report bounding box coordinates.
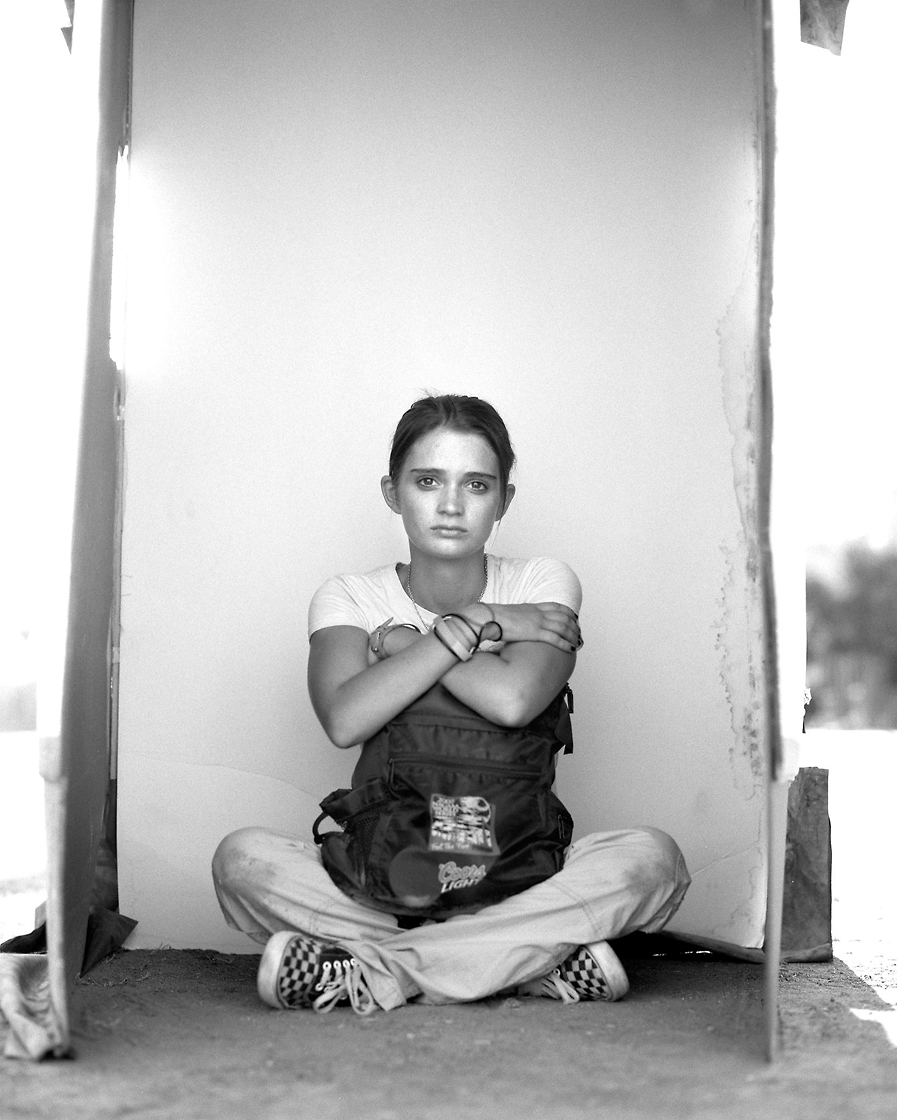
[213,394,689,1014]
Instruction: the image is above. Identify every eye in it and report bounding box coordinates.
[416,476,439,489]
[467,480,489,493]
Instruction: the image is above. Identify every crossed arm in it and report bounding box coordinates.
[308,603,579,748]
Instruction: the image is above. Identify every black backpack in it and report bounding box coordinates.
[313,682,574,919]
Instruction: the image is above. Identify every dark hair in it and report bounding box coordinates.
[388,394,516,498]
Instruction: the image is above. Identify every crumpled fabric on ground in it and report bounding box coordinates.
[1,908,138,977]
[0,953,68,1060]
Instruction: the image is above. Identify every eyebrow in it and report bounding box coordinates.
[408,467,499,480]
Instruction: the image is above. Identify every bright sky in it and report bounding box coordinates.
[1,0,896,651]
[1,1,76,639]
[773,1,897,549]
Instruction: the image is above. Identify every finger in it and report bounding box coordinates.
[534,612,573,634]
[536,627,579,653]
[543,613,580,642]
[536,601,576,617]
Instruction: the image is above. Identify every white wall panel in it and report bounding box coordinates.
[119,0,768,951]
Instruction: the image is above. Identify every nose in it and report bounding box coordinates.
[438,483,463,515]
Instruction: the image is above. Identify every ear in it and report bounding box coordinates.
[381,474,401,514]
[497,482,516,521]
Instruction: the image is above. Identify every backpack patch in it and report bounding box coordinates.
[428,794,497,855]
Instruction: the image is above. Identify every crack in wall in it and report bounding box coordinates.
[714,206,767,797]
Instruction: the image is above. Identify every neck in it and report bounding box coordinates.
[405,551,488,615]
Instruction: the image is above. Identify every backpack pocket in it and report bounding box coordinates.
[316,755,572,918]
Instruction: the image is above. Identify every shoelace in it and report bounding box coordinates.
[312,958,376,1016]
[541,967,581,1004]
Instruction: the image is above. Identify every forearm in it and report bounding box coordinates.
[317,601,578,745]
[367,616,519,724]
[439,651,522,724]
[375,603,578,725]
[310,628,458,748]
[440,646,574,726]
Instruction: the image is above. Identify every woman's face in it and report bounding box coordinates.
[381,427,514,561]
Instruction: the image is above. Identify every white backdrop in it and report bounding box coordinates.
[118,0,775,952]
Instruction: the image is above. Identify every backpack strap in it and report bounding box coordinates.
[557,686,574,755]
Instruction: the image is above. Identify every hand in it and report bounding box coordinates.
[465,602,581,653]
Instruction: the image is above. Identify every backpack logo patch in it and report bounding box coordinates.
[428,794,497,854]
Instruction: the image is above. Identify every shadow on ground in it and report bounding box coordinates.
[2,942,896,1120]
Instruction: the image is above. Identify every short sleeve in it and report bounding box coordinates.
[307,575,369,639]
[514,557,582,614]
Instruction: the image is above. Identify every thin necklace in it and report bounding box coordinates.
[406,555,489,630]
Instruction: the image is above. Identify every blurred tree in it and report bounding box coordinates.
[841,543,897,668]
[806,541,897,728]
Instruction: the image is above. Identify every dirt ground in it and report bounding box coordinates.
[3,733,896,1118]
[2,940,896,1120]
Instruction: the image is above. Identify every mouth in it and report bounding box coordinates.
[432,526,467,535]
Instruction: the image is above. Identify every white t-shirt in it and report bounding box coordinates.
[308,555,581,656]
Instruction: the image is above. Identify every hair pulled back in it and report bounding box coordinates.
[388,395,515,498]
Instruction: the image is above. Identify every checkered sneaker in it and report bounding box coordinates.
[541,941,630,1004]
[257,932,376,1015]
